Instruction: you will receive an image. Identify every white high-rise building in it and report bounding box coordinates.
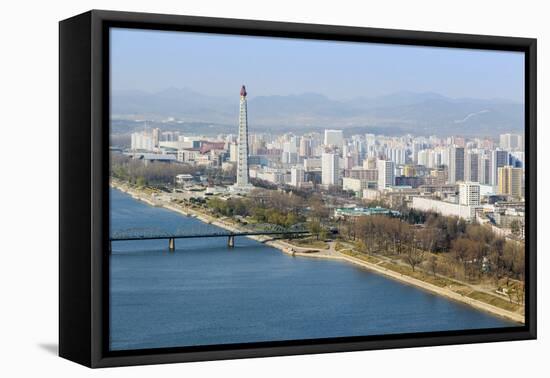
[299,137,312,157]
[229,142,238,162]
[377,159,395,189]
[131,131,154,151]
[417,150,429,167]
[500,133,523,150]
[411,143,424,164]
[387,147,406,165]
[459,182,480,206]
[290,166,305,187]
[324,129,343,148]
[281,141,298,164]
[152,128,160,148]
[322,152,340,186]
[429,149,443,168]
[232,85,254,192]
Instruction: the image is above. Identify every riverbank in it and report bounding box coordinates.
[110,181,524,324]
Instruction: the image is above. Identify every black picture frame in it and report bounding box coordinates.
[59,9,537,368]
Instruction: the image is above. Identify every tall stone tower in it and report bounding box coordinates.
[233,85,253,192]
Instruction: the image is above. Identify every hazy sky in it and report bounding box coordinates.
[111,28,524,102]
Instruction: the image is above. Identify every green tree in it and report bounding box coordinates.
[136,176,146,187]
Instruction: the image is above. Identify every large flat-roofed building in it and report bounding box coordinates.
[177,148,200,163]
[160,140,200,150]
[411,197,478,220]
[334,206,400,219]
[344,167,378,181]
[342,177,375,193]
[363,188,381,201]
[125,152,177,165]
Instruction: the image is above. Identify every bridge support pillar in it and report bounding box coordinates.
[169,238,175,252]
[228,235,235,248]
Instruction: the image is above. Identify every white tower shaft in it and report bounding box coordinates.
[236,94,250,186]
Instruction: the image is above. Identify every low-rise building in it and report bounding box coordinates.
[175,173,195,186]
[459,182,480,206]
[342,177,374,193]
[363,188,381,201]
[334,206,400,219]
[411,196,478,220]
[125,152,177,164]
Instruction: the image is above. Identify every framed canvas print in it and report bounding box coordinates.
[59,10,536,368]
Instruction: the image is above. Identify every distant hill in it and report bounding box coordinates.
[111,88,524,137]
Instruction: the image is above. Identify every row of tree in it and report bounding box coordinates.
[111,154,196,186]
[206,193,306,228]
[343,214,524,283]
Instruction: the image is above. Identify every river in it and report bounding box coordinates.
[109,188,514,351]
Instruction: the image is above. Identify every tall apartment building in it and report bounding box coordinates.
[229,142,238,162]
[290,166,305,187]
[322,152,340,186]
[498,166,523,198]
[448,146,465,184]
[299,137,312,157]
[499,133,523,150]
[478,155,491,185]
[324,129,343,148]
[131,131,154,151]
[464,151,479,182]
[152,128,160,148]
[377,159,395,189]
[491,149,510,186]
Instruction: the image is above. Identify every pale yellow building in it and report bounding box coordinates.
[403,165,416,177]
[498,166,523,198]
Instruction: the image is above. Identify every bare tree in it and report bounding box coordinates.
[428,255,438,276]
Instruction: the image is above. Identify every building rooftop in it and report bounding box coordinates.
[125,153,177,162]
[334,207,400,218]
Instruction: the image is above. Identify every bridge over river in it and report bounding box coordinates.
[110,222,310,251]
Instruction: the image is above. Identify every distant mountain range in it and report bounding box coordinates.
[111,88,524,136]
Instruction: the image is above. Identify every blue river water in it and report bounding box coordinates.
[109,188,515,351]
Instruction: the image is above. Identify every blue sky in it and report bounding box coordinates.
[111,28,524,102]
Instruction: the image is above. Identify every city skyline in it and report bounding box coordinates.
[107,28,527,351]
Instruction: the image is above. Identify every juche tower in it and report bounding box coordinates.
[232,85,253,192]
